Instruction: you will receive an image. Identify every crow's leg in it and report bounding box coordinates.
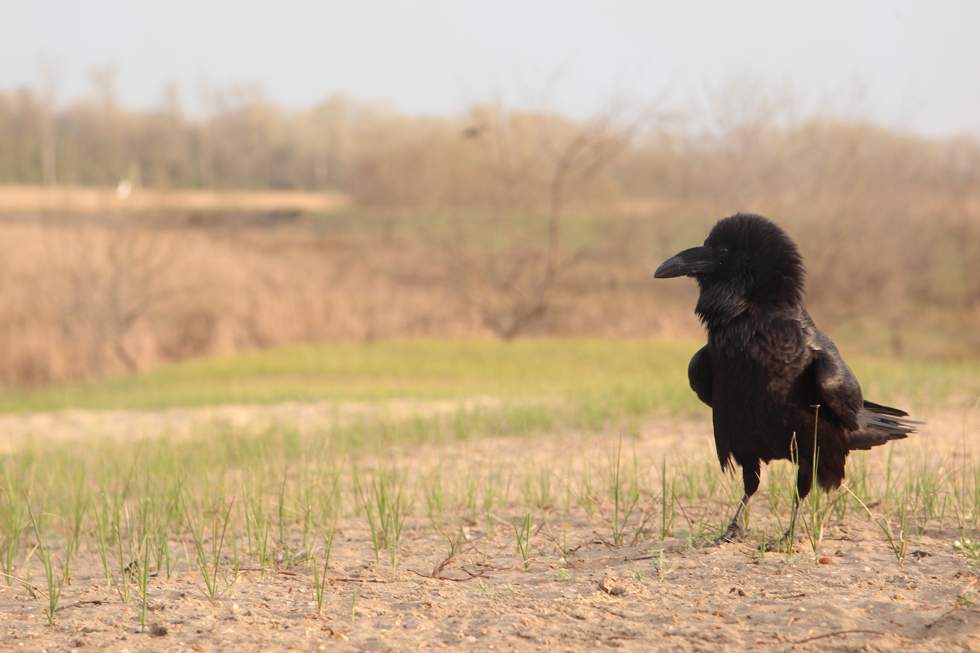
[777,452,813,548]
[768,462,811,551]
[715,494,749,545]
[771,497,801,551]
[716,461,761,545]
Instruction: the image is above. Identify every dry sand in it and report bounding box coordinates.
[0,185,350,214]
[1,404,978,652]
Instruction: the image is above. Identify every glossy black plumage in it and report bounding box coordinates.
[655,213,917,543]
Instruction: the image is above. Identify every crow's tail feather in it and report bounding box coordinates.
[849,400,920,450]
[862,400,910,418]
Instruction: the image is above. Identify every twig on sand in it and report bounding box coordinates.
[793,629,884,645]
[410,566,487,582]
[55,599,108,612]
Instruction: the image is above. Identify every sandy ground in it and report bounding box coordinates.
[0,398,511,455]
[3,520,978,653]
[1,404,978,652]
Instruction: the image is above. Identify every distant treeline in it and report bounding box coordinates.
[2,82,979,209]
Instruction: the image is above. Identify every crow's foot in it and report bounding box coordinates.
[714,522,744,546]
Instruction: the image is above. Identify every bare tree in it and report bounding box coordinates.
[197,74,215,189]
[87,62,125,186]
[50,217,178,374]
[38,55,65,186]
[450,94,657,338]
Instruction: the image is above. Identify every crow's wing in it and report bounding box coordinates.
[802,312,863,431]
[688,345,712,408]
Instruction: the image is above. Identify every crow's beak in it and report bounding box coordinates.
[654,246,715,278]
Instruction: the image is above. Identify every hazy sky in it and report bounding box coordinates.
[2,1,979,136]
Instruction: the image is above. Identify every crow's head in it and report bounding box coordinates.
[655,213,805,324]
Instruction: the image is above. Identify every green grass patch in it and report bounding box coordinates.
[0,339,699,413]
[0,338,976,416]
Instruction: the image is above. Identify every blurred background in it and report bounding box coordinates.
[1,1,979,388]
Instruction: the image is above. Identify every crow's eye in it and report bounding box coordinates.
[718,247,729,256]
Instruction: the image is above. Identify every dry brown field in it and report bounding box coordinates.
[0,185,350,214]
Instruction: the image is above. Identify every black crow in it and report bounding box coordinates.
[655,213,917,544]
